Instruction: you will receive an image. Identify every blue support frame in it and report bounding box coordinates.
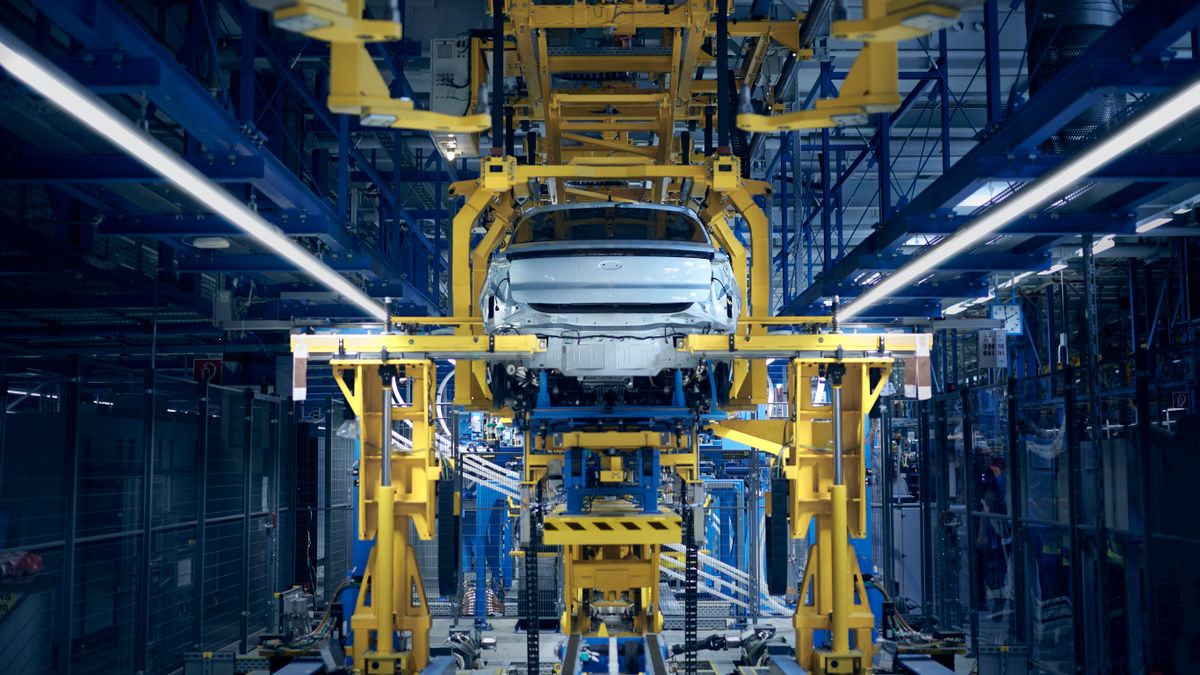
[782,0,1200,316]
[30,0,441,313]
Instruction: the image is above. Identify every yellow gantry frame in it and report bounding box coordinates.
[287,131,934,674]
[448,155,776,411]
[496,0,816,164]
[331,358,439,674]
[293,330,929,675]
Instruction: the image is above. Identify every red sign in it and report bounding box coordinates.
[1173,391,1189,410]
[194,359,222,384]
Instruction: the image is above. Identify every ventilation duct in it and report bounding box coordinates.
[1026,0,1125,153]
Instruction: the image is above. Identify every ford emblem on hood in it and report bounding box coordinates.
[598,260,623,270]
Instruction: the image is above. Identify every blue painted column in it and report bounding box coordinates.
[983,0,1002,126]
[781,140,789,303]
[820,61,833,272]
[239,1,256,123]
[337,114,350,221]
[434,153,444,309]
[474,487,492,629]
[939,30,951,173]
[877,112,892,223]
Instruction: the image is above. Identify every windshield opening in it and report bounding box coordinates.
[511,205,707,244]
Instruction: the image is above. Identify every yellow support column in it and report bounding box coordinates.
[829,484,850,655]
[452,189,495,409]
[375,484,396,658]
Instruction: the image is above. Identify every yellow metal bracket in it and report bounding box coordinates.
[258,0,491,132]
[737,0,969,133]
[263,0,402,42]
[709,155,742,192]
[480,156,519,192]
[832,1,964,42]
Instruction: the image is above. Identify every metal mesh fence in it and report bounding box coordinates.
[0,359,331,675]
[893,340,1198,674]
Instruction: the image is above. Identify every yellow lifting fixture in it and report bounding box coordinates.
[737,0,971,132]
[252,0,491,132]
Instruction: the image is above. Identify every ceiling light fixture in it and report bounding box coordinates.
[996,271,1033,289]
[1037,261,1068,276]
[1091,234,1116,254]
[841,75,1200,320]
[943,300,972,315]
[1136,216,1173,233]
[0,27,387,320]
[191,236,232,250]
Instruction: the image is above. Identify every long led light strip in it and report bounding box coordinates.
[0,27,388,321]
[841,76,1200,320]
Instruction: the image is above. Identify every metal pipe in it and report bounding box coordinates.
[830,484,849,653]
[797,0,836,51]
[382,374,393,487]
[832,385,844,485]
[829,362,848,653]
[377,371,396,656]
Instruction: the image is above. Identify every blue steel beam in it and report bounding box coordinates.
[39,0,438,313]
[43,1,342,232]
[178,254,382,274]
[857,252,1050,272]
[791,72,934,237]
[833,277,990,300]
[841,300,943,318]
[351,170,476,183]
[251,35,437,255]
[54,55,160,92]
[975,153,1200,182]
[0,155,266,183]
[907,212,1137,236]
[95,212,334,237]
[783,0,1200,313]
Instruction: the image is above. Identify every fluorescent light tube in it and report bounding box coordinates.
[1092,235,1116,254]
[1037,262,1068,276]
[0,27,387,321]
[1136,216,1173,233]
[997,271,1033,289]
[842,75,1200,320]
[943,300,971,315]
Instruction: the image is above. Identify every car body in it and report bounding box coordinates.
[479,202,740,411]
[481,202,739,337]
